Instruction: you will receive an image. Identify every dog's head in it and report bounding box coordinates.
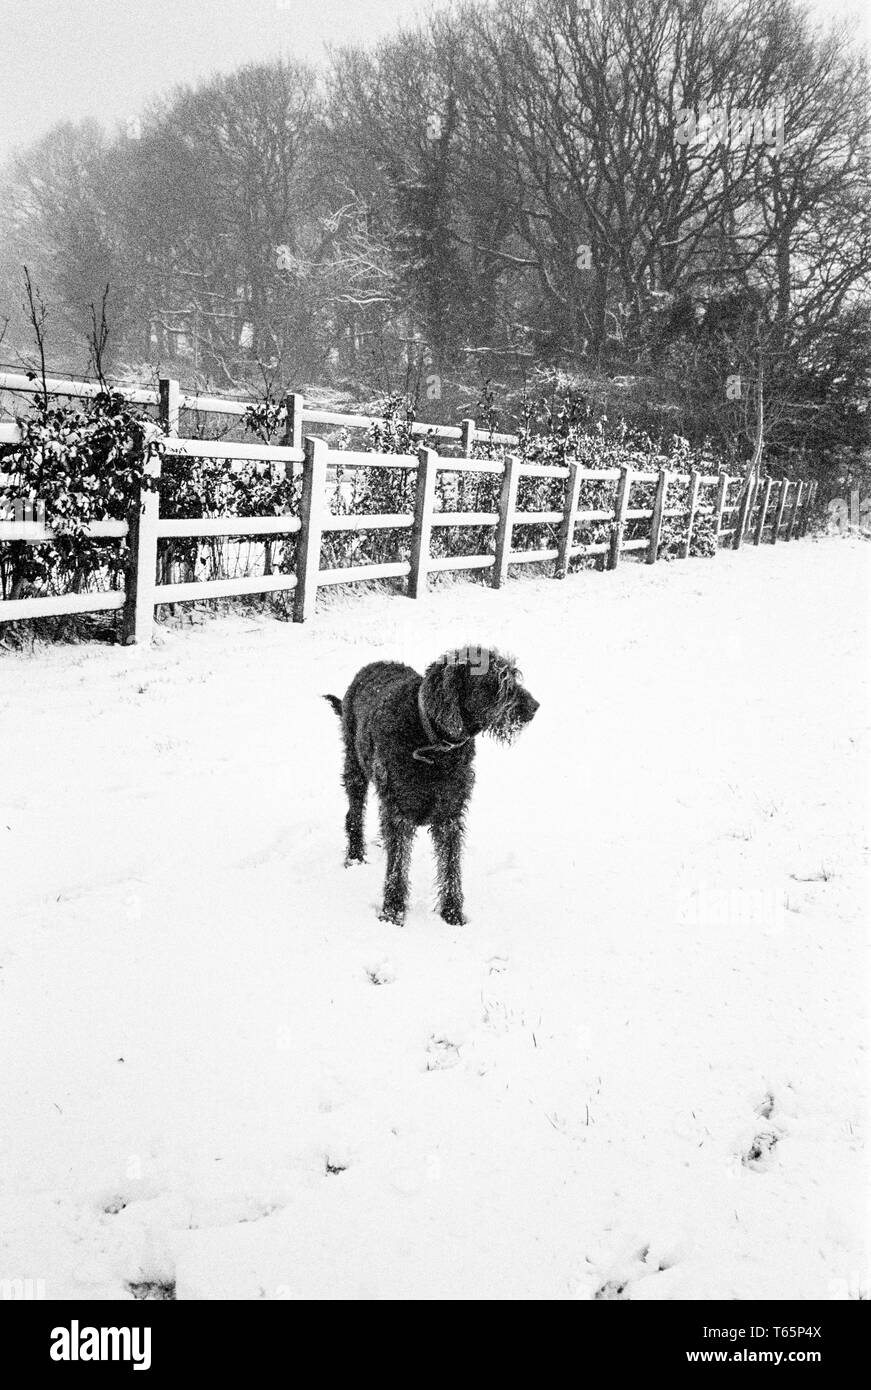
[421,645,539,746]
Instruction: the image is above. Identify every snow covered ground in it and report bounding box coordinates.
[1,536,868,1301]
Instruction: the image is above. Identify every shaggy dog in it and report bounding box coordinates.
[325,646,538,925]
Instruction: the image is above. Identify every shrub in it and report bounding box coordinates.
[0,389,154,602]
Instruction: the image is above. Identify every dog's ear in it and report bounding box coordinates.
[422,659,467,740]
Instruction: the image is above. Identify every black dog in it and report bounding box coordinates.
[325,646,538,925]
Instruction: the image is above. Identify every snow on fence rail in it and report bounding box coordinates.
[0,370,518,449]
[0,375,817,644]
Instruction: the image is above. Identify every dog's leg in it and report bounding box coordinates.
[431,817,467,925]
[342,746,368,865]
[378,799,414,925]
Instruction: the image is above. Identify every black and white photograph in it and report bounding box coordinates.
[0,0,868,1339]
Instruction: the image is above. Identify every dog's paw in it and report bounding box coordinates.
[440,903,467,926]
[378,906,406,927]
[344,854,366,868]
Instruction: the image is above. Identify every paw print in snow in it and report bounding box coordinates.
[426,1036,461,1071]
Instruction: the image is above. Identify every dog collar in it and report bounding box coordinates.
[413,684,470,764]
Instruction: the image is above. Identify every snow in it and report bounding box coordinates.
[1,536,868,1301]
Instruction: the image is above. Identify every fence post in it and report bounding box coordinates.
[714,472,729,547]
[682,469,701,559]
[273,391,304,576]
[754,476,773,544]
[608,465,632,569]
[159,377,180,436]
[122,447,161,646]
[460,418,476,458]
[293,436,327,623]
[492,454,520,588]
[555,462,581,579]
[408,447,438,599]
[786,480,804,541]
[748,475,760,541]
[771,479,789,544]
[800,480,817,536]
[157,378,180,590]
[284,392,304,456]
[733,474,754,549]
[647,468,669,564]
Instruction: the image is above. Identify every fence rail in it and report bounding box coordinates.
[0,375,819,642]
[0,371,517,451]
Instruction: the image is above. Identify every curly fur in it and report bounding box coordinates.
[325,646,539,925]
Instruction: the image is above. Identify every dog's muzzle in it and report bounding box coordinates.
[518,690,539,724]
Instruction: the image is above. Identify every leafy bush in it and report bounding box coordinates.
[152,392,300,588]
[328,394,433,572]
[0,389,154,602]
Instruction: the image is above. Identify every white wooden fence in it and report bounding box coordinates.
[0,373,818,645]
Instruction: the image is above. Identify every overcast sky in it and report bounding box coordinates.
[0,0,865,168]
[0,0,442,166]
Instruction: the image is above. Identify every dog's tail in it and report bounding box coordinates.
[323,694,343,718]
